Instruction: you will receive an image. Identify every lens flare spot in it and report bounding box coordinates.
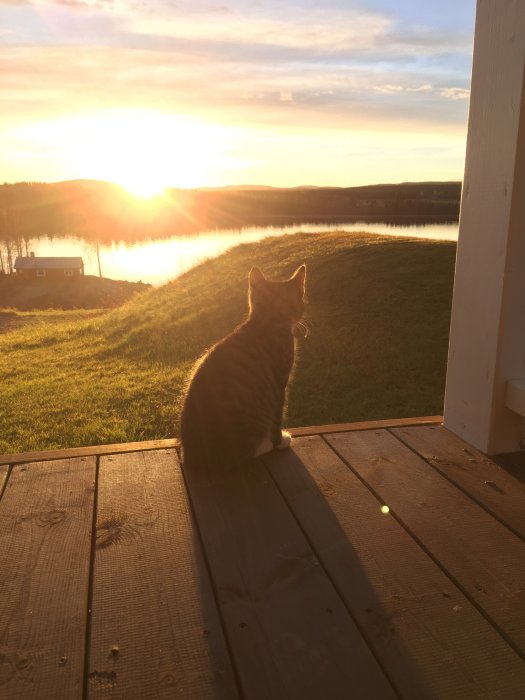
[381,505,390,515]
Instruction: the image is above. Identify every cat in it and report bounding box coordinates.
[180,264,306,475]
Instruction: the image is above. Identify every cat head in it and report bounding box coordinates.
[249,265,306,326]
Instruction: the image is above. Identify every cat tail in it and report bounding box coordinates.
[181,436,248,488]
[181,411,247,482]
[180,426,230,485]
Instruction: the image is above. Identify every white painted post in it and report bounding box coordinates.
[444,0,525,454]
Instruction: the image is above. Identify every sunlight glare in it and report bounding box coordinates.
[82,110,232,193]
[13,110,238,192]
[120,178,167,199]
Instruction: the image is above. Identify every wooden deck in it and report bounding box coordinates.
[1,417,525,699]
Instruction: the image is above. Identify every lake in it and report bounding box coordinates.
[24,220,458,286]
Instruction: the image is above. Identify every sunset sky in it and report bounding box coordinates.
[1,0,476,192]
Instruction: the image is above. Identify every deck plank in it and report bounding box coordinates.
[183,458,397,700]
[288,415,442,438]
[391,424,525,539]
[265,436,525,699]
[0,439,178,467]
[0,418,443,466]
[0,464,8,498]
[326,429,525,659]
[0,457,96,700]
[88,449,239,700]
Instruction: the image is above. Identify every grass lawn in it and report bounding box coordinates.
[0,231,456,454]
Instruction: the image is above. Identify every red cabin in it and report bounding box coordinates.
[14,254,85,279]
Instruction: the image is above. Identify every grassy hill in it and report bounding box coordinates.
[0,231,456,454]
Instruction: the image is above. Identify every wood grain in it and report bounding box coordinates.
[88,449,239,700]
[184,455,397,700]
[0,465,9,500]
[326,429,525,658]
[392,425,525,539]
[265,436,525,699]
[0,457,96,700]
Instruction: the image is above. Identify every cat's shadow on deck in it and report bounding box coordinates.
[183,440,429,699]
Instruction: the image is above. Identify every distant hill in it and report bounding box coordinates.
[196,184,279,191]
[0,180,461,246]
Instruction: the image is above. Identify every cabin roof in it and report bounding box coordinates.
[14,256,84,270]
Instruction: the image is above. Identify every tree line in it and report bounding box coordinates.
[0,180,461,257]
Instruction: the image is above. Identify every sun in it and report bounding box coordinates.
[118,176,167,199]
[13,109,243,192]
[66,109,236,192]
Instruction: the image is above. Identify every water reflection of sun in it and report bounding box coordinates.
[104,235,251,284]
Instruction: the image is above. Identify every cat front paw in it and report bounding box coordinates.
[277,430,292,449]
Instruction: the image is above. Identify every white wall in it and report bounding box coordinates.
[444,0,525,454]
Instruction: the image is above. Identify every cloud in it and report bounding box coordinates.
[1,2,473,73]
[49,0,117,7]
[406,84,433,93]
[439,87,470,100]
[51,0,97,7]
[0,38,471,140]
[121,5,473,61]
[374,84,404,94]
[0,0,473,169]
[374,83,469,100]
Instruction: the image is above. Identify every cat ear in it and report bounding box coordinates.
[249,267,266,286]
[290,264,306,294]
